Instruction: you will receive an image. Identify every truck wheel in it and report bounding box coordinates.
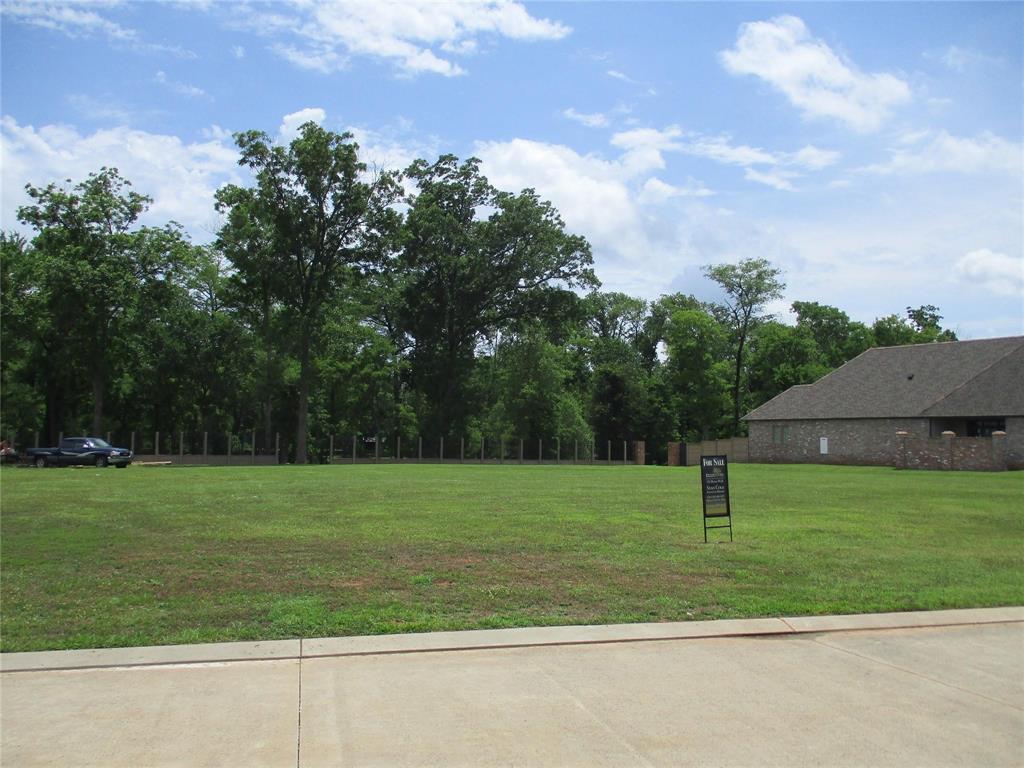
[35,456,47,469]
[95,456,108,468]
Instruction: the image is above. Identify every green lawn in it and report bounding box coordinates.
[1,463,1021,652]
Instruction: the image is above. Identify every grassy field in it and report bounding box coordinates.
[1,463,1021,652]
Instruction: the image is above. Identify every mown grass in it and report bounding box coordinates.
[1,463,1021,651]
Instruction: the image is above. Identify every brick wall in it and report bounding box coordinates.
[749,418,1018,470]
[895,431,1009,471]
[748,418,930,466]
[684,438,749,466]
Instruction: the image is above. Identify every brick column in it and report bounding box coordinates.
[942,430,955,470]
[895,431,908,469]
[667,442,681,467]
[633,440,646,465]
[992,431,1007,471]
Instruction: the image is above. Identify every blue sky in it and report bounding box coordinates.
[2,1,1022,338]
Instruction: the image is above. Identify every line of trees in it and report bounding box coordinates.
[0,122,957,462]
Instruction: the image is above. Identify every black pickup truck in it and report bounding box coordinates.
[26,437,133,468]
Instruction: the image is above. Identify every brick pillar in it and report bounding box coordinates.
[895,431,908,469]
[942,431,955,470]
[633,440,645,465]
[667,442,681,467]
[992,431,1007,471]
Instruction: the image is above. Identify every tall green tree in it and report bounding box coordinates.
[703,258,785,435]
[400,155,596,435]
[218,123,401,463]
[791,300,872,368]
[747,322,829,406]
[662,307,731,440]
[17,168,154,436]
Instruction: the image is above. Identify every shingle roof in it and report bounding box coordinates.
[743,336,1024,421]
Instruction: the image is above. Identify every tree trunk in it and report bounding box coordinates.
[91,366,104,436]
[294,330,311,464]
[732,333,745,436]
[262,290,273,451]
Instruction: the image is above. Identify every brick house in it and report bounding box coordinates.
[743,336,1024,469]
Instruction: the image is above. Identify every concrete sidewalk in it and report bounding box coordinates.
[2,607,1022,766]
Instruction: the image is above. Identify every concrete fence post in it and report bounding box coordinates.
[592,438,596,464]
[397,436,402,462]
[440,437,445,463]
[623,440,627,466]
[538,438,543,464]
[352,435,357,464]
[375,436,380,463]
[179,430,184,460]
[34,431,39,449]
[202,432,207,459]
[155,431,160,457]
[556,438,560,464]
[251,429,256,465]
[275,432,280,464]
[130,431,134,454]
[418,436,422,463]
[480,438,484,463]
[107,431,111,445]
[460,437,465,464]
[607,440,611,464]
[519,439,524,464]
[500,438,504,464]
[60,431,64,444]
[574,440,578,464]
[991,431,1007,471]
[227,432,232,464]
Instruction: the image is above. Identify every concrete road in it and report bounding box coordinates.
[2,609,1022,767]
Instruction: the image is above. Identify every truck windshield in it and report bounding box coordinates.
[89,438,111,448]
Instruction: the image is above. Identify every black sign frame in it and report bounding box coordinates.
[700,454,733,543]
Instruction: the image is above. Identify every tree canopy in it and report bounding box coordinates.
[0,149,962,460]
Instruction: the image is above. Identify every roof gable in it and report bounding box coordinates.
[744,336,1024,421]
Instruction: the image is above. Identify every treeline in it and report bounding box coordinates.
[0,123,956,462]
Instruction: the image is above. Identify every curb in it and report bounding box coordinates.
[2,607,1021,674]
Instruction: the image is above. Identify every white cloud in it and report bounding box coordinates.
[562,108,608,128]
[862,131,1021,175]
[954,249,1024,297]
[720,15,910,132]
[154,70,209,100]
[1,116,243,241]
[278,108,326,142]
[232,1,570,77]
[637,177,714,204]
[271,43,349,74]
[231,44,246,59]
[935,45,1002,73]
[2,0,197,57]
[2,1,136,41]
[790,145,840,170]
[609,127,839,190]
[743,167,796,191]
[346,124,439,177]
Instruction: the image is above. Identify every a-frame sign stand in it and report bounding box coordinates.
[700,455,733,543]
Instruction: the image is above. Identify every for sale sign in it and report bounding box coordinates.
[700,455,733,542]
